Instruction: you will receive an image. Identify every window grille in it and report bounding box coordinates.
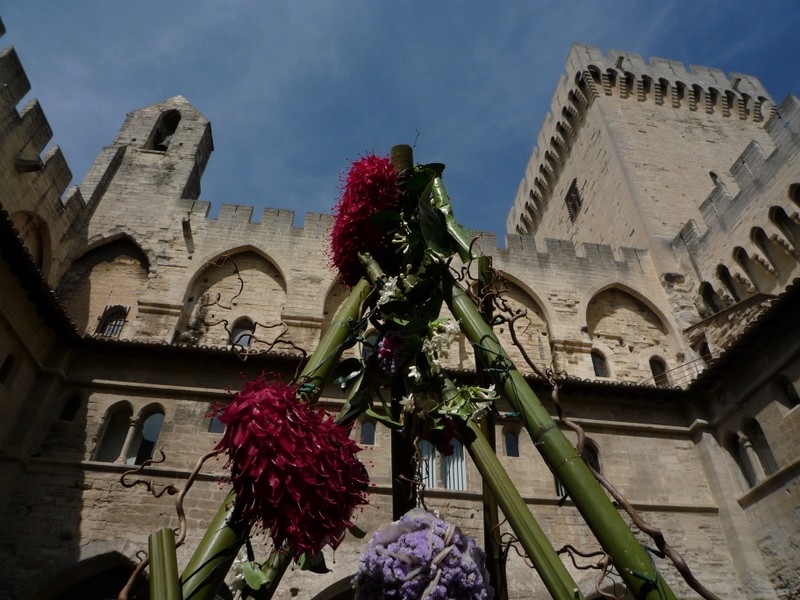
[564,178,583,222]
[96,305,129,337]
[591,350,609,377]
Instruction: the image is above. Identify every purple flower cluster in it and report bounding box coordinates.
[353,509,494,600]
[377,331,405,376]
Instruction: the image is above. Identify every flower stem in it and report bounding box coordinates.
[441,273,679,600]
[443,382,583,599]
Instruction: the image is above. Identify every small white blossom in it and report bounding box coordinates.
[408,365,422,382]
[377,276,399,307]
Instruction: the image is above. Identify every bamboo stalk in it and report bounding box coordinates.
[442,275,678,600]
[149,527,182,600]
[180,491,244,600]
[441,378,583,600]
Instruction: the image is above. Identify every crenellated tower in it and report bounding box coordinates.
[507,44,777,273]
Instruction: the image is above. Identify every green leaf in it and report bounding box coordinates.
[297,552,331,574]
[420,163,446,176]
[349,525,367,539]
[242,562,270,590]
[400,169,435,195]
[337,386,371,426]
[365,407,402,429]
[419,195,455,256]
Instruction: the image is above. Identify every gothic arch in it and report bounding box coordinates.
[493,272,553,373]
[9,210,52,276]
[769,205,800,251]
[583,284,677,383]
[176,246,288,348]
[57,235,151,336]
[579,282,676,340]
[751,225,797,280]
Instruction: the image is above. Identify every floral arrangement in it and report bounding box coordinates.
[214,375,369,556]
[330,154,402,287]
[352,509,494,600]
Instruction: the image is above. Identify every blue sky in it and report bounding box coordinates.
[3,2,799,241]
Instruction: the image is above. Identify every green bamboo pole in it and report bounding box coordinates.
[442,275,678,600]
[180,491,244,600]
[149,527,182,600]
[180,278,374,600]
[442,379,584,600]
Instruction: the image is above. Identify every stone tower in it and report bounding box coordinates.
[506,45,776,273]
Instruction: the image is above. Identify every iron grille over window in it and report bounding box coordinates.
[591,350,609,377]
[564,178,583,222]
[95,305,129,337]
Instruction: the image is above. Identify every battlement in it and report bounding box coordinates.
[507,44,777,237]
[0,23,88,282]
[671,94,800,294]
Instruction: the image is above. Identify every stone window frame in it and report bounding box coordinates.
[230,316,256,348]
[359,419,376,446]
[94,402,166,465]
[649,356,669,387]
[502,425,520,458]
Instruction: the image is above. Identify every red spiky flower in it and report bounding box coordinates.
[330,154,401,287]
[215,376,369,556]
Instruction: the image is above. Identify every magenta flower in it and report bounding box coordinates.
[329,154,402,286]
[215,376,369,556]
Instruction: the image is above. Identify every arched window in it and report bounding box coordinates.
[557,440,600,497]
[94,404,165,465]
[0,354,15,384]
[774,374,800,409]
[699,281,723,314]
[717,264,742,302]
[697,341,713,365]
[649,357,669,387]
[95,404,133,462]
[727,433,757,488]
[789,183,800,209]
[145,109,181,152]
[95,305,129,337]
[504,429,520,458]
[131,410,165,465]
[208,416,225,434]
[230,317,255,348]
[59,395,81,421]
[709,171,720,185]
[360,420,376,445]
[743,419,778,476]
[591,350,609,378]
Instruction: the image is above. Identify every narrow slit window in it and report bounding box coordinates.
[564,179,583,222]
[591,350,609,378]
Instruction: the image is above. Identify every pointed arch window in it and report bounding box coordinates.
[95,404,133,463]
[591,350,609,378]
[742,419,778,476]
[699,281,723,314]
[727,433,757,488]
[145,109,181,152]
[649,357,669,387]
[95,305,129,337]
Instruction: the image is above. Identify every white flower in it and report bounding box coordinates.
[400,394,416,413]
[377,276,399,307]
[408,365,422,382]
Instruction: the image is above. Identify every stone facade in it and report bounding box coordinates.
[1,21,798,600]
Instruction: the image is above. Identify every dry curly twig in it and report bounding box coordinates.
[118,449,223,599]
